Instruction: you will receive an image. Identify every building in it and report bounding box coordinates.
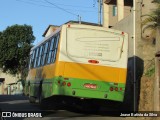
[7,80,23,95]
[104,0,133,27]
[103,0,158,111]
[103,0,155,63]
[0,69,19,94]
[0,78,5,94]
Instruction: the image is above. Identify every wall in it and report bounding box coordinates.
[112,0,156,67]
[109,5,132,27]
[112,13,134,58]
[136,0,155,67]
[0,69,19,94]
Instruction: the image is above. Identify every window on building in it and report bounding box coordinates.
[113,5,117,16]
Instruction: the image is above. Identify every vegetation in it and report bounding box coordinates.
[145,65,155,77]
[0,24,35,79]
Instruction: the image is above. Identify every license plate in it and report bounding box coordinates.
[84,83,97,89]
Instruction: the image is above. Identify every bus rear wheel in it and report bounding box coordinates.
[38,91,48,110]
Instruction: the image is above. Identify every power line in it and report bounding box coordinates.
[15,0,55,8]
[44,0,79,17]
[29,0,97,9]
[45,1,97,9]
[16,0,97,13]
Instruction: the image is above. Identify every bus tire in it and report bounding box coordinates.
[38,91,46,110]
[38,84,49,110]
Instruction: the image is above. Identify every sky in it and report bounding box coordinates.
[0,0,98,44]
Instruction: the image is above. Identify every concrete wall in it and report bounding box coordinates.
[135,0,155,67]
[112,13,134,58]
[109,5,132,26]
[111,0,156,67]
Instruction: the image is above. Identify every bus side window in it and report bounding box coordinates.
[45,39,51,64]
[37,46,43,67]
[32,50,36,68]
[40,44,45,66]
[50,33,60,63]
[48,37,55,64]
[41,42,49,66]
[36,47,40,67]
[34,48,39,68]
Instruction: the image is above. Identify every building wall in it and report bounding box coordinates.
[0,82,4,94]
[112,13,134,58]
[141,0,156,41]
[0,69,19,94]
[108,0,156,67]
[136,0,155,67]
[109,5,132,26]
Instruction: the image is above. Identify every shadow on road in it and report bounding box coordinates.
[0,95,28,102]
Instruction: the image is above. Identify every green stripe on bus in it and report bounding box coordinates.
[27,76,126,102]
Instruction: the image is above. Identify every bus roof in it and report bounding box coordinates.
[31,26,62,51]
[31,21,126,52]
[31,21,101,51]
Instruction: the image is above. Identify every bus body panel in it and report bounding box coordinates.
[25,23,128,102]
[60,61,127,83]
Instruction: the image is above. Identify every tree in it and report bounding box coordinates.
[142,0,160,111]
[0,24,35,79]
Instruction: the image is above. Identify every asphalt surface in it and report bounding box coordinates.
[0,95,127,120]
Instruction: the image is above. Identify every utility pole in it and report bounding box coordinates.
[98,0,102,25]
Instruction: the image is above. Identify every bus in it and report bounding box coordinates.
[25,21,128,110]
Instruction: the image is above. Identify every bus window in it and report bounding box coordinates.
[41,42,49,66]
[34,48,39,68]
[55,34,60,48]
[47,37,55,64]
[36,47,40,67]
[40,44,45,66]
[45,39,51,64]
[50,33,60,63]
[32,50,36,67]
[33,49,37,68]
[37,46,43,67]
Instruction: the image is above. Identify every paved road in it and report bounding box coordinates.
[0,95,129,120]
